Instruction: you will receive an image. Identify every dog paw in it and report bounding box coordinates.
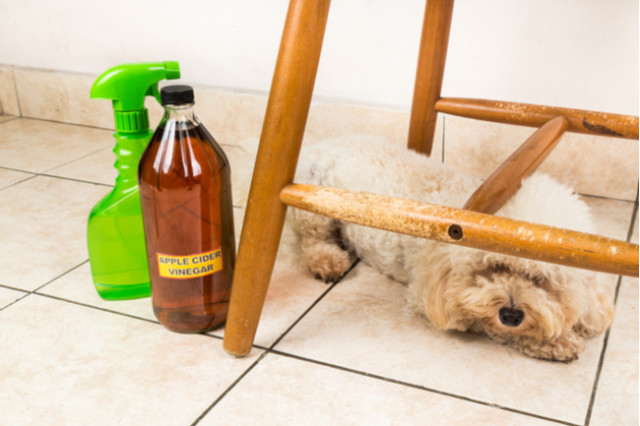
[573,305,613,339]
[514,332,585,362]
[573,323,599,339]
[303,242,353,284]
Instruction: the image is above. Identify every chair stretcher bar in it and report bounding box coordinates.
[435,97,639,139]
[281,184,639,277]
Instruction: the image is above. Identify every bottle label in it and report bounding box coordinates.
[157,249,223,279]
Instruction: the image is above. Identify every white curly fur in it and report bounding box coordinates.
[292,135,614,361]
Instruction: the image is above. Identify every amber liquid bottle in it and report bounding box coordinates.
[138,85,235,333]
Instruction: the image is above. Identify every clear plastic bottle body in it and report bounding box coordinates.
[138,103,235,332]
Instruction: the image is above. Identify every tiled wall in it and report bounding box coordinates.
[1,64,637,202]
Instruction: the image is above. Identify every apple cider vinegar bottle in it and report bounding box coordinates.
[138,85,235,333]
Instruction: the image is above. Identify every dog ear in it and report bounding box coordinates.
[413,246,472,331]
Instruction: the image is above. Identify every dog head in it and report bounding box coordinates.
[410,173,612,351]
[411,244,606,350]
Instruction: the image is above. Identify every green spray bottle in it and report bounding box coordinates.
[88,61,180,300]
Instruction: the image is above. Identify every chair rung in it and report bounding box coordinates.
[435,97,639,139]
[464,115,568,214]
[280,183,639,277]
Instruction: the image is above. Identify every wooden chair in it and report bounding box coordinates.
[223,0,639,357]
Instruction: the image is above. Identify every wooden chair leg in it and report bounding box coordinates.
[223,0,331,357]
[464,115,568,214]
[407,0,455,156]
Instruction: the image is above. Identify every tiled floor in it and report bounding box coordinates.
[0,116,637,425]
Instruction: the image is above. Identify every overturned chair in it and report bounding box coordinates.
[223,0,639,357]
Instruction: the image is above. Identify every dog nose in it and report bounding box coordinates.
[499,307,525,327]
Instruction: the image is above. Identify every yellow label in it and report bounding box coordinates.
[157,249,223,280]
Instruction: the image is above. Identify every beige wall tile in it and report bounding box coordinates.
[0,65,20,116]
[305,102,444,161]
[443,115,639,200]
[192,89,266,147]
[6,66,636,202]
[0,115,17,123]
[14,68,113,128]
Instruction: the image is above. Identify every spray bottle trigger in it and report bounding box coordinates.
[147,84,162,105]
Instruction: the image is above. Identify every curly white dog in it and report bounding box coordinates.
[292,135,614,362]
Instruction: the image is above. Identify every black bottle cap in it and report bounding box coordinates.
[160,85,195,106]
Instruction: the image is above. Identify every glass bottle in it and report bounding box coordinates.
[138,85,235,333]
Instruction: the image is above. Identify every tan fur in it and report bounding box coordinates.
[292,136,615,362]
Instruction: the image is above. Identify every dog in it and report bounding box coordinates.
[291,135,614,362]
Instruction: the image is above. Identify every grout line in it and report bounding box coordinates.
[41,145,114,175]
[583,312,617,426]
[0,165,37,174]
[0,116,20,125]
[266,259,361,351]
[0,259,160,326]
[0,260,91,311]
[613,276,626,307]
[0,165,114,189]
[32,259,91,293]
[33,292,161,326]
[0,282,31,293]
[441,115,446,163]
[0,171,38,191]
[577,192,639,205]
[38,172,114,188]
[0,289,32,312]
[191,260,361,423]
[190,351,270,426]
[625,187,639,243]
[16,115,114,132]
[268,350,580,426]
[11,67,23,117]
[0,260,90,311]
[583,191,637,425]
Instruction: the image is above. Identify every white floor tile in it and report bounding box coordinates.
[0,176,108,290]
[590,277,639,425]
[202,353,557,426]
[274,263,610,424]
[0,117,636,426]
[38,262,156,322]
[210,212,334,348]
[0,118,112,173]
[0,286,27,309]
[47,146,116,186]
[0,167,33,189]
[0,294,261,425]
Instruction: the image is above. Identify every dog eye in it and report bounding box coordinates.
[490,264,509,274]
[526,273,544,286]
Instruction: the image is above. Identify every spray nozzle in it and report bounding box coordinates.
[91,61,180,132]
